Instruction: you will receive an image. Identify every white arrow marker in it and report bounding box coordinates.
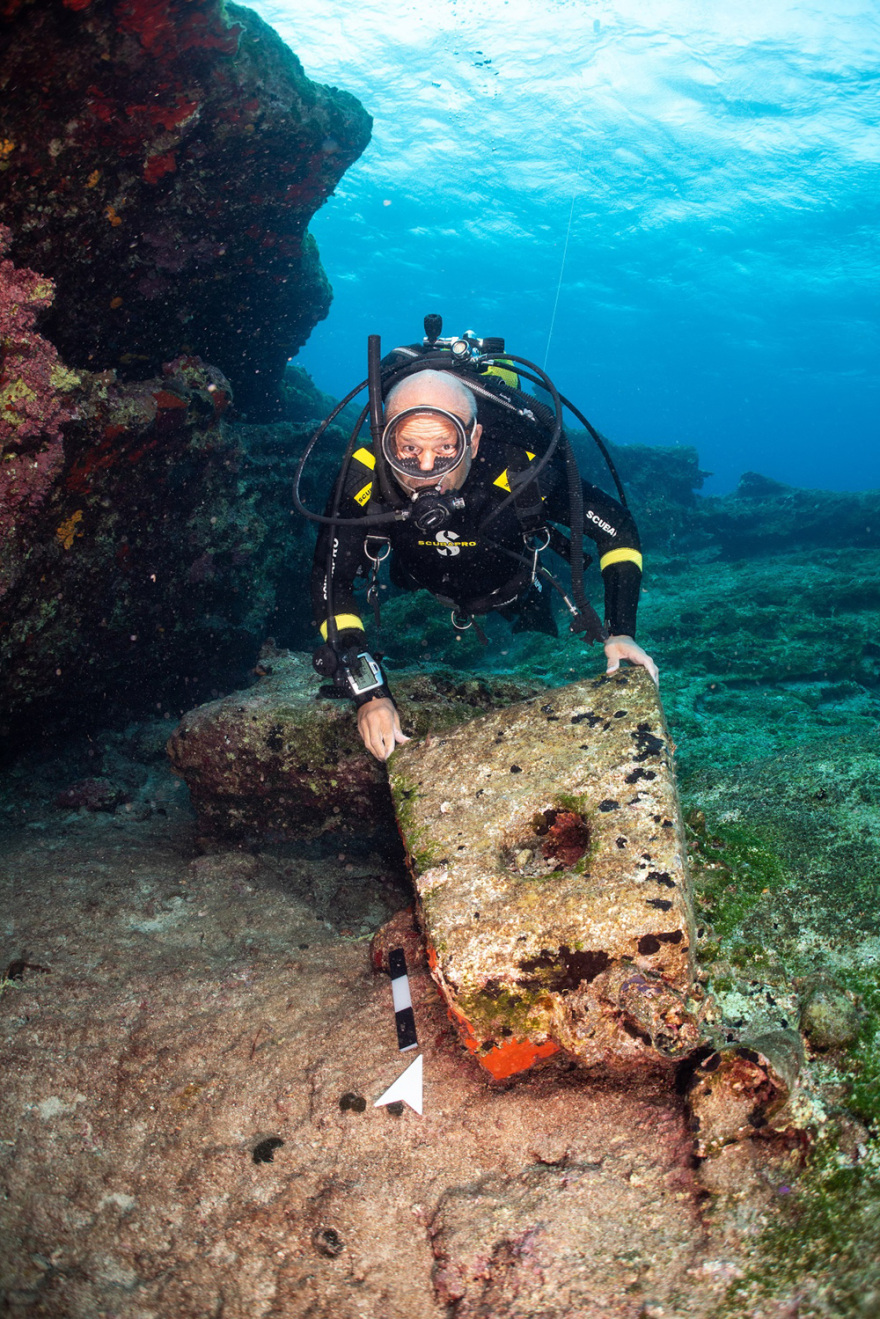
[374,1054,423,1116]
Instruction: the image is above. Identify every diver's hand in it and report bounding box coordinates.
[357,696,410,762]
[604,634,659,685]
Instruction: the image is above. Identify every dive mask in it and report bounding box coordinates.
[381,406,475,485]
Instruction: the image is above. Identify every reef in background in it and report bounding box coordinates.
[0,0,370,418]
[0,0,368,741]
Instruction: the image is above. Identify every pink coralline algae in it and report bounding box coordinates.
[0,225,79,590]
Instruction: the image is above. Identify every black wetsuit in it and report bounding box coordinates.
[310,435,644,657]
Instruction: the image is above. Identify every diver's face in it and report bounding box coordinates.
[391,412,481,492]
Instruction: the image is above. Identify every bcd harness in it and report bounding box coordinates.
[359,447,587,647]
[366,344,606,644]
[294,317,632,703]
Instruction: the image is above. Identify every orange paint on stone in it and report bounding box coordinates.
[426,942,560,1079]
[473,1037,561,1081]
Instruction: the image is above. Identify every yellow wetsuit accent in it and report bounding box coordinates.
[493,452,536,492]
[352,447,375,469]
[319,613,365,641]
[353,482,372,506]
[600,548,643,572]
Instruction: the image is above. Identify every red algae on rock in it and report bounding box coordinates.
[0,0,371,416]
[0,226,79,595]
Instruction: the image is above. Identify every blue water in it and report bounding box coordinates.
[251,0,880,494]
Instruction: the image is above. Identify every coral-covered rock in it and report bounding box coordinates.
[687,1027,805,1158]
[389,669,701,1080]
[167,648,546,840]
[0,353,322,736]
[0,227,80,597]
[0,0,371,417]
[54,775,129,812]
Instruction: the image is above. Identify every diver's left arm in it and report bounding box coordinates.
[546,475,659,684]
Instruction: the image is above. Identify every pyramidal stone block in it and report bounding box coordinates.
[388,670,700,1080]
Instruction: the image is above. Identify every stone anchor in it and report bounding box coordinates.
[389,669,704,1080]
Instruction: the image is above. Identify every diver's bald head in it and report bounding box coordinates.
[385,370,477,424]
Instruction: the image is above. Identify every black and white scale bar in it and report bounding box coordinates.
[388,947,418,1051]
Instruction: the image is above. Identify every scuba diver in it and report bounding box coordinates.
[296,316,658,762]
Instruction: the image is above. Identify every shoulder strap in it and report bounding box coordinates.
[490,448,546,538]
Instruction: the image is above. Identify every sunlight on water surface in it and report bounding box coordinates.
[250,0,880,491]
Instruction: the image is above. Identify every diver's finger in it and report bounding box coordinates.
[363,718,390,761]
[363,729,383,760]
[605,656,620,674]
[635,654,660,685]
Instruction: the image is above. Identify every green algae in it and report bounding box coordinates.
[686,809,789,942]
[456,982,550,1039]
[713,1137,880,1318]
[389,772,437,873]
[839,967,880,1129]
[682,782,880,1316]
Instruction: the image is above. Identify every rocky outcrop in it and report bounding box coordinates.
[0,227,80,603]
[389,669,703,1079]
[688,1027,806,1158]
[0,0,371,417]
[0,1,373,734]
[167,649,546,840]
[694,474,880,560]
[0,330,323,736]
[0,230,346,735]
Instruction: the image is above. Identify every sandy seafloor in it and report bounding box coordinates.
[2,540,880,1317]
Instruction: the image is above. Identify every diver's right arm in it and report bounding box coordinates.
[357,696,410,761]
[309,461,406,762]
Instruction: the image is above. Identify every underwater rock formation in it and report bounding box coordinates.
[0,0,371,417]
[389,669,702,1079]
[587,437,880,562]
[701,474,880,559]
[0,227,80,603]
[167,649,546,841]
[0,345,321,737]
[0,1,373,733]
[687,1027,805,1158]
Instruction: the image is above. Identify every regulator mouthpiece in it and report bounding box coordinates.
[410,491,466,533]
